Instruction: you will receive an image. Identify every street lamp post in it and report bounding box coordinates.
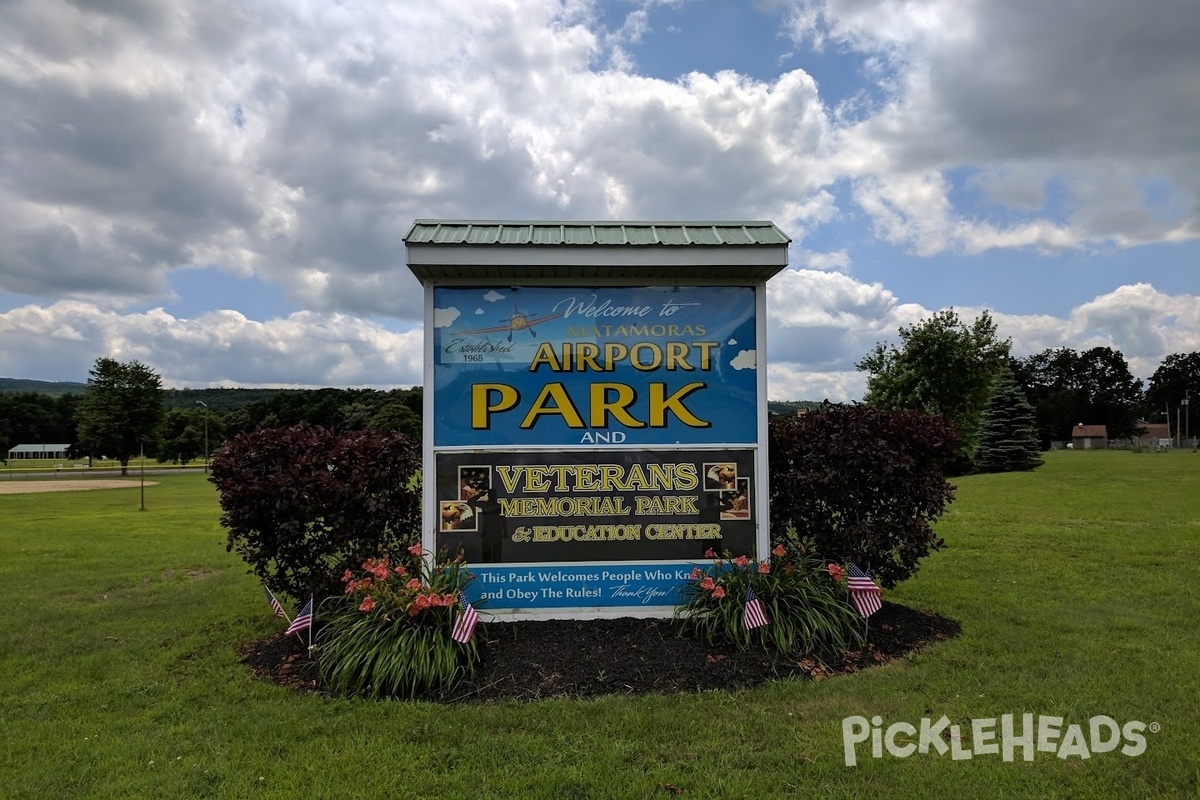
[196,401,209,473]
[139,441,146,512]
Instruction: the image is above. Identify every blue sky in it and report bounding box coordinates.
[0,0,1196,401]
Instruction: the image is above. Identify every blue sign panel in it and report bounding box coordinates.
[463,562,703,609]
[432,285,758,447]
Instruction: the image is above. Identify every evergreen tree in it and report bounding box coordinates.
[975,368,1043,473]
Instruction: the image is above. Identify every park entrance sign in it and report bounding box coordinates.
[404,220,790,619]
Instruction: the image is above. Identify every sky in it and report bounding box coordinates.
[1,0,1197,402]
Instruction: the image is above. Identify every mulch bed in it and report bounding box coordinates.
[238,601,959,702]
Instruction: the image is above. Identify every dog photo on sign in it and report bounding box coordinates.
[722,478,751,520]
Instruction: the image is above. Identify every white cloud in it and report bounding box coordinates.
[0,301,424,389]
[0,0,1197,396]
[798,248,851,271]
[730,350,757,370]
[768,268,910,332]
[433,307,460,328]
[793,0,1200,253]
[767,366,866,403]
[1045,285,1195,376]
[852,172,1080,255]
[954,284,1200,384]
[5,0,1195,310]
[0,0,843,319]
[1,277,1195,399]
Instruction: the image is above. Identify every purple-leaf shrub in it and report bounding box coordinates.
[768,404,960,589]
[210,423,421,602]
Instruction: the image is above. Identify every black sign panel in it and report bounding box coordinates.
[435,449,756,564]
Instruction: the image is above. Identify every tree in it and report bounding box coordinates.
[1144,352,1199,441]
[974,368,1043,473]
[1013,347,1144,443]
[156,407,217,465]
[245,388,362,431]
[0,392,80,457]
[1010,348,1083,446]
[368,399,421,440]
[1075,347,1143,439]
[857,309,1010,465]
[233,387,421,435]
[75,358,165,475]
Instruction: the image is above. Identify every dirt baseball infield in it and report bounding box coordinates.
[0,480,158,494]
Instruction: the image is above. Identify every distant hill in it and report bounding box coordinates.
[0,378,88,395]
[0,378,290,411]
[163,387,295,412]
[4,377,818,416]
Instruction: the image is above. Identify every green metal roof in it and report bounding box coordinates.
[404,219,791,282]
[404,220,790,247]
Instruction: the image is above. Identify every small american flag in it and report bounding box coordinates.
[285,598,313,636]
[744,585,769,630]
[264,586,286,618]
[848,563,882,618]
[451,595,480,644]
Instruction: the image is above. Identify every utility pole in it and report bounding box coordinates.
[1184,390,1190,448]
[196,400,209,472]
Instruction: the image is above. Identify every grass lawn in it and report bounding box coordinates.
[1,452,1198,798]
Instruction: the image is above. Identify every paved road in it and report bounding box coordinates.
[1,465,211,480]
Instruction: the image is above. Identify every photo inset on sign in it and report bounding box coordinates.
[722,478,751,520]
[703,462,738,491]
[458,465,492,502]
[439,500,477,532]
[699,490,735,522]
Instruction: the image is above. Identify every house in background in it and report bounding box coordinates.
[1070,424,1108,450]
[1136,422,1172,449]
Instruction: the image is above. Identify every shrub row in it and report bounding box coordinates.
[215,407,959,697]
